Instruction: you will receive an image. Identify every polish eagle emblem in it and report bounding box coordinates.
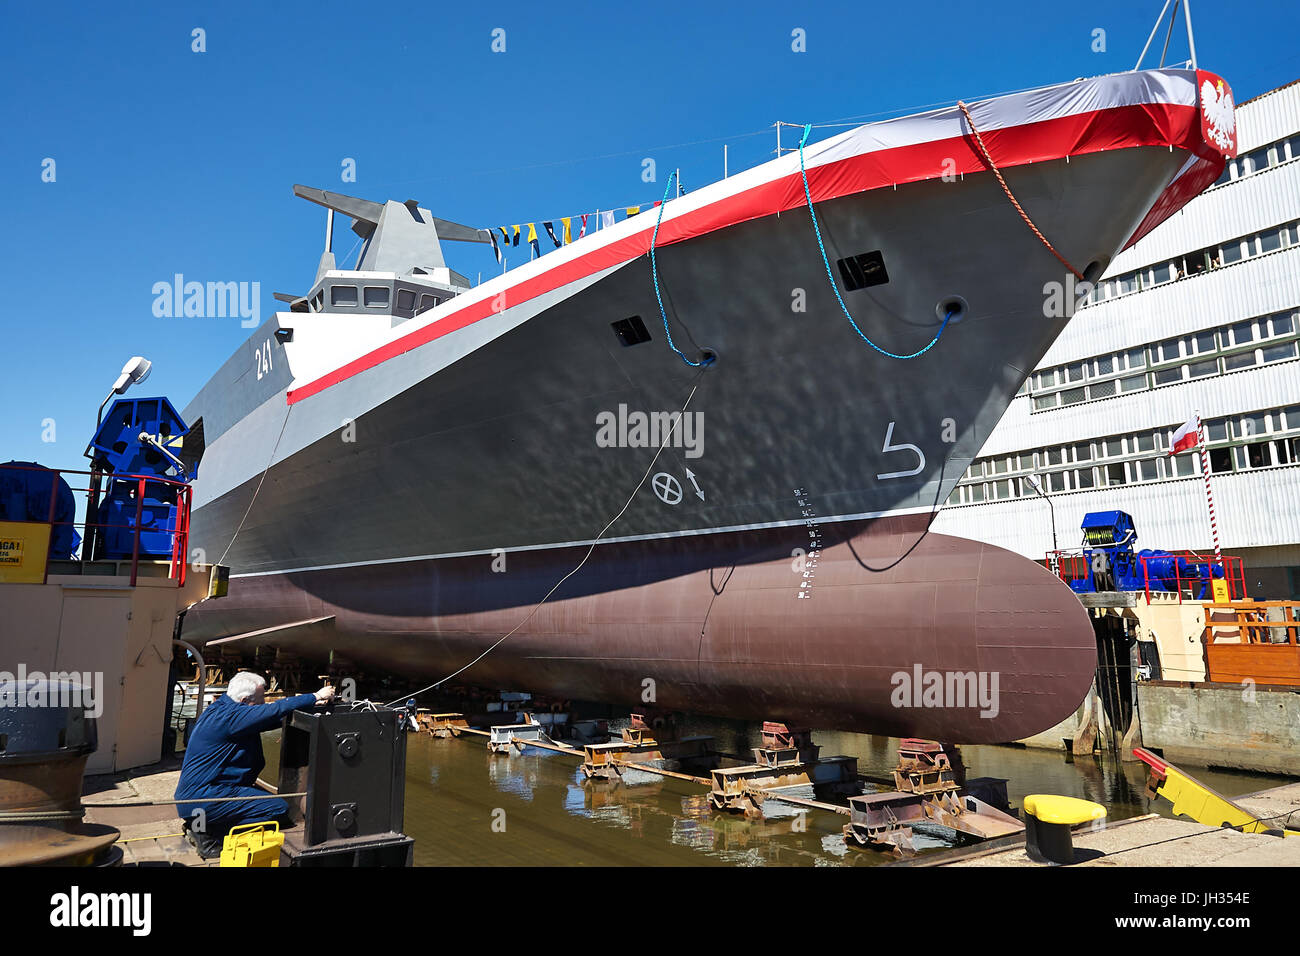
[1201,77,1236,154]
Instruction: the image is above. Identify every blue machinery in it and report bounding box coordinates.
[86,396,197,560]
[1064,510,1230,600]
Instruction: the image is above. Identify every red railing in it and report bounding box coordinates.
[0,463,192,588]
[1046,549,1089,587]
[1139,550,1246,605]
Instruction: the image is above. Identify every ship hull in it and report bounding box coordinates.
[181,68,1234,742]
[185,515,1095,743]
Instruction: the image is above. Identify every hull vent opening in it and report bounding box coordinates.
[836,250,890,291]
[612,315,652,347]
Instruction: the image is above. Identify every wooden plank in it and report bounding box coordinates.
[1207,644,1300,685]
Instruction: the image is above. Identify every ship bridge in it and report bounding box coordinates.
[277,185,491,326]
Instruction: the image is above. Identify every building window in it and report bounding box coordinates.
[1236,442,1271,469]
[1265,312,1295,338]
[1133,458,1161,481]
[1224,350,1258,371]
[1228,320,1255,346]
[1106,463,1127,485]
[1170,453,1198,477]
[1153,366,1182,385]
[1155,338,1182,363]
[1187,359,1218,379]
[1262,342,1298,364]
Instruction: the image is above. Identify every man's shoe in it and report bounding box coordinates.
[182,825,224,860]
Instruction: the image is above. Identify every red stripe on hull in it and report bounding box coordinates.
[286,101,1219,406]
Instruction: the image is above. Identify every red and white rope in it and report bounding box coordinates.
[957,100,1086,282]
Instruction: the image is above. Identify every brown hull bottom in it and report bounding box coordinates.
[184,515,1096,743]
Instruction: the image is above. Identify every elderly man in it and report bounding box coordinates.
[176,672,334,858]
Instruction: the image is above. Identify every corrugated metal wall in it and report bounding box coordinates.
[1239,81,1300,151]
[932,466,1300,558]
[1040,246,1300,367]
[985,359,1300,454]
[1107,161,1300,273]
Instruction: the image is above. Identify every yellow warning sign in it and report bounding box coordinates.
[0,521,52,583]
[1211,578,1231,603]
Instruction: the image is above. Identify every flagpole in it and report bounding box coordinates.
[1194,410,1222,563]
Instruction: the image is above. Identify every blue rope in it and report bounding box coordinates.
[650,171,713,367]
[797,124,953,359]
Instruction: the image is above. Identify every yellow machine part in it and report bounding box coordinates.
[1022,794,1107,826]
[0,520,52,584]
[1157,767,1295,837]
[219,821,284,867]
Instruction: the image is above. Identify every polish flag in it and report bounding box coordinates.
[1169,415,1200,456]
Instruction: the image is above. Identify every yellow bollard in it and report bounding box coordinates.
[1021,794,1106,865]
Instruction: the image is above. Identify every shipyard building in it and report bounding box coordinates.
[933,79,1300,599]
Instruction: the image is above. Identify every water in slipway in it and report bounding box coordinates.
[259,716,1288,866]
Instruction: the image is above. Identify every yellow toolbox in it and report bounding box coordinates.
[219,821,284,868]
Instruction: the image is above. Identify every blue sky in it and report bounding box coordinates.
[2,0,1297,471]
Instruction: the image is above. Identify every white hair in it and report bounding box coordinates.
[227,672,267,703]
